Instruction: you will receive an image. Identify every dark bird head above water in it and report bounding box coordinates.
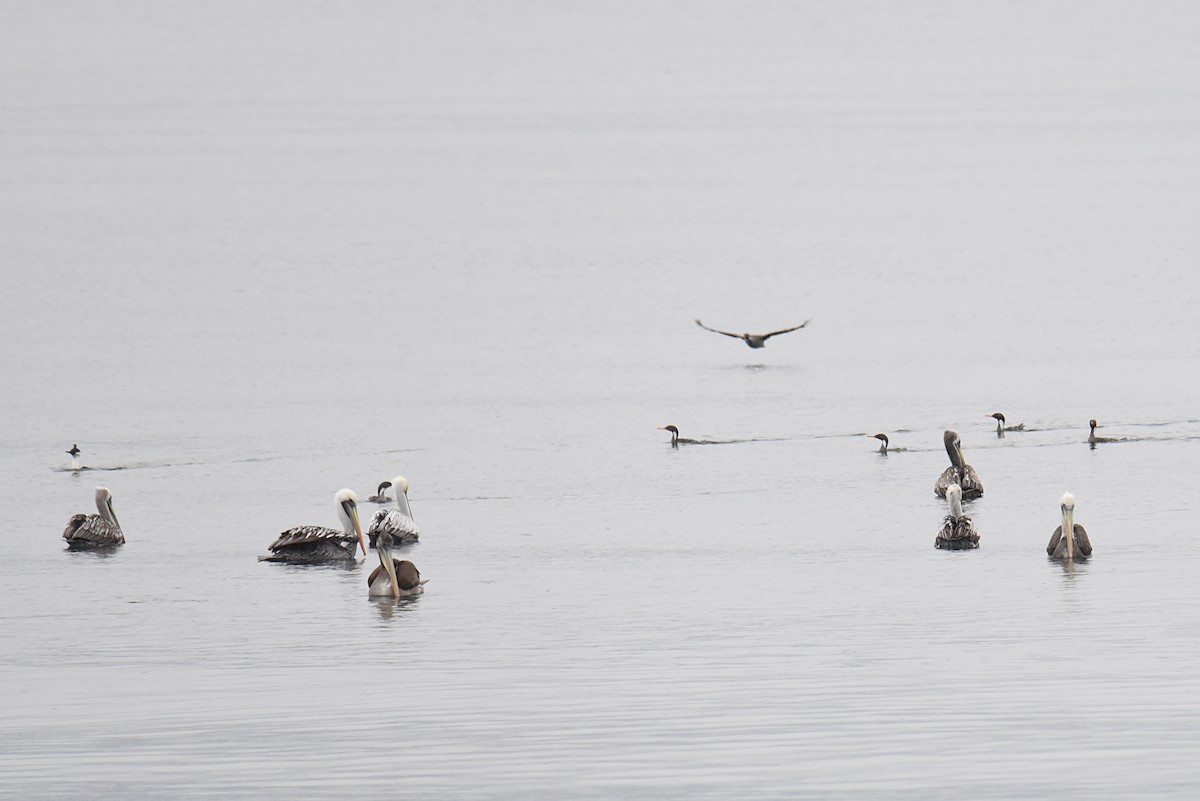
[67,444,81,457]
[376,480,392,495]
[1089,419,1098,430]
[869,433,889,453]
[988,413,1006,425]
[658,425,680,446]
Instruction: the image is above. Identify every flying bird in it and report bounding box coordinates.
[694,318,811,349]
[935,483,979,550]
[260,489,367,563]
[934,430,983,498]
[1047,492,1092,560]
[63,487,124,549]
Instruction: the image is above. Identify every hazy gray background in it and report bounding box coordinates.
[2,2,1199,798]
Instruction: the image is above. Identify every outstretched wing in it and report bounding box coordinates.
[759,319,812,340]
[695,319,743,339]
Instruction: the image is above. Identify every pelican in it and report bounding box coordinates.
[260,489,366,563]
[1047,492,1092,560]
[868,433,908,454]
[934,430,983,498]
[987,412,1025,436]
[63,487,124,549]
[935,483,979,550]
[368,529,427,598]
[66,444,81,471]
[1088,419,1120,446]
[694,318,811,349]
[367,481,393,503]
[367,475,419,548]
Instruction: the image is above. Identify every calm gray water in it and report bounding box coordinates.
[3,2,1200,798]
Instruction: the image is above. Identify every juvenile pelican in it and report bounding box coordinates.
[260,489,366,563]
[368,529,427,598]
[695,318,811,349]
[1088,419,1120,446]
[987,412,1025,436]
[1047,492,1092,560]
[367,481,393,503]
[63,487,124,548]
[368,475,419,548]
[934,430,983,498]
[868,433,908,454]
[66,444,81,471]
[935,483,979,550]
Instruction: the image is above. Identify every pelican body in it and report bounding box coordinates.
[987,412,1025,436]
[261,489,366,563]
[695,318,811,349]
[368,475,420,548]
[63,487,124,549]
[367,481,393,503]
[934,430,983,498]
[368,529,427,598]
[66,444,81,471]
[1047,492,1092,560]
[1088,419,1119,446]
[935,483,979,550]
[869,433,907,454]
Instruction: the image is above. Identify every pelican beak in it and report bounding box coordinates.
[381,547,400,599]
[1062,505,1074,560]
[347,502,366,556]
[106,497,121,531]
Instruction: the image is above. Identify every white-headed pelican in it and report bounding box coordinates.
[1047,492,1092,560]
[261,489,366,563]
[935,483,979,550]
[63,487,124,548]
[368,475,419,548]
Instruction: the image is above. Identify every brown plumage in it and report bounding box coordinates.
[1047,524,1093,559]
[934,430,983,498]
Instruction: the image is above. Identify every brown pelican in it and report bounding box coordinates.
[63,487,124,549]
[694,318,811,349]
[368,529,426,598]
[260,489,366,563]
[934,430,983,498]
[868,433,908,454]
[1088,419,1120,446]
[367,481,393,503]
[66,444,81,471]
[368,475,419,548]
[1047,492,1092,560]
[935,484,979,550]
[987,412,1025,436]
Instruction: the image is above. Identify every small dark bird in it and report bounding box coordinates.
[695,318,811,349]
[66,444,81,470]
[987,412,1025,436]
[367,481,393,503]
[1088,419,1120,446]
[868,433,908,454]
[1047,492,1092,560]
[658,425,696,448]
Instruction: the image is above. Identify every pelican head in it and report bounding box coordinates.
[946,483,963,520]
[1060,491,1076,560]
[335,488,366,556]
[94,487,119,529]
[390,475,413,518]
[376,530,401,598]
[943,430,964,468]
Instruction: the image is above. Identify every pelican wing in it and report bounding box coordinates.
[958,465,984,498]
[694,319,743,339]
[367,509,420,548]
[1073,523,1093,557]
[63,514,124,547]
[934,466,958,497]
[266,525,353,551]
[1046,525,1063,557]
[368,559,423,590]
[759,319,811,339]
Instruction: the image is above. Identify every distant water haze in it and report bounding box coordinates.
[3,2,1200,798]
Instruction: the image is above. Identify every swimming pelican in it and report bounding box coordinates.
[1047,492,1092,560]
[367,481,393,503]
[66,444,81,471]
[63,487,124,549]
[987,412,1025,436]
[935,483,979,550]
[260,489,366,563]
[934,430,983,498]
[694,318,811,349]
[1088,419,1120,446]
[367,475,419,548]
[868,433,908,454]
[368,529,427,599]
